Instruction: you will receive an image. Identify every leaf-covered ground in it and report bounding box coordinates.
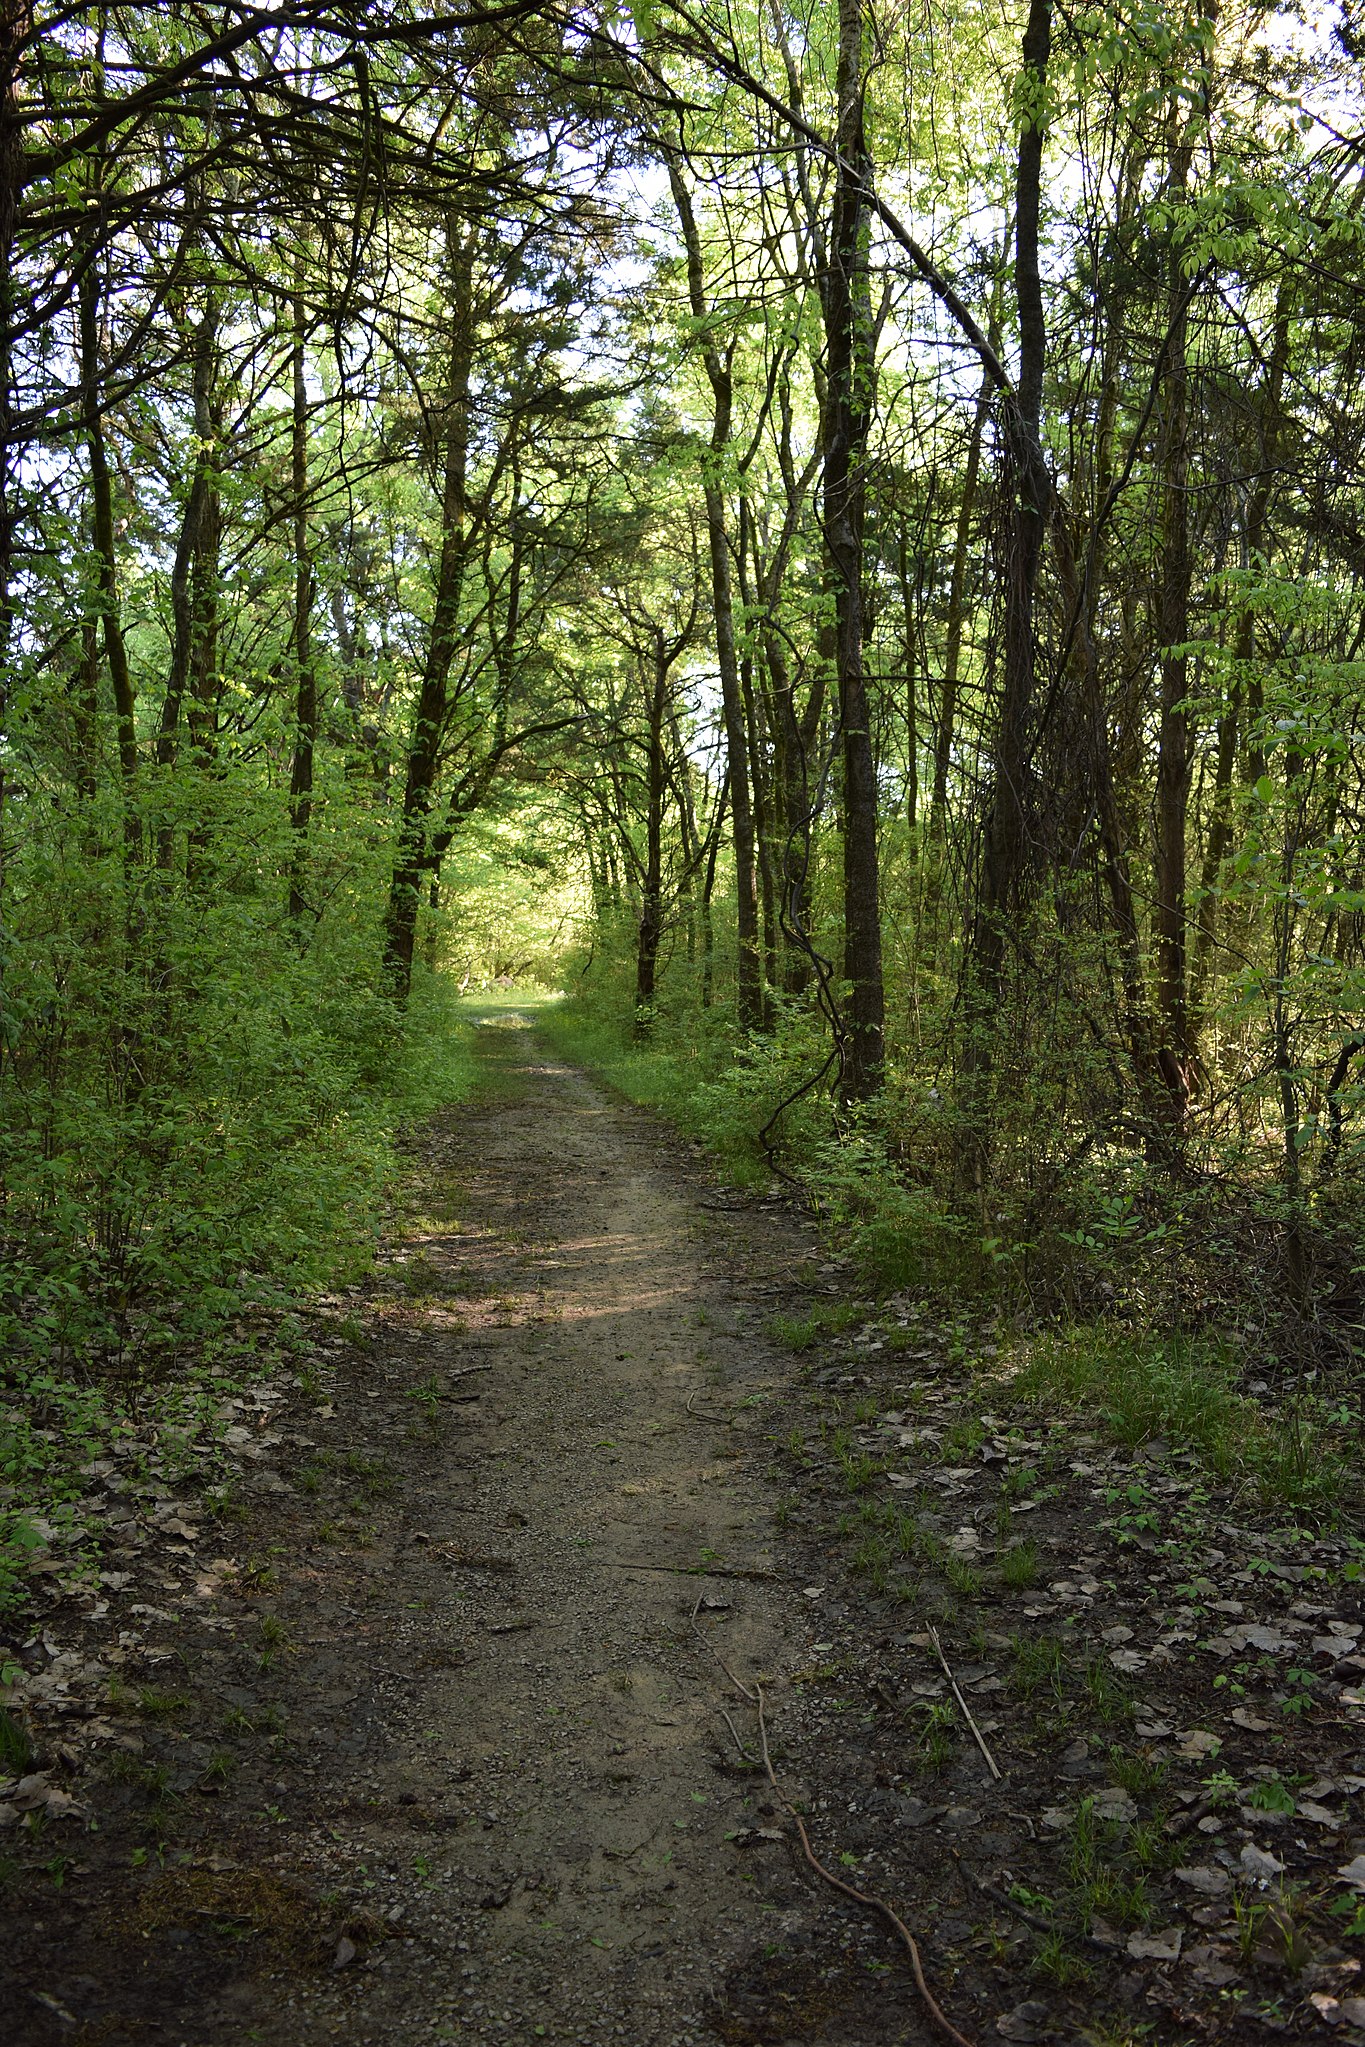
[1,1015,1362,2045]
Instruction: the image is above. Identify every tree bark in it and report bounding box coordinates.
[1152,111,1195,1113]
[823,0,884,1100]
[79,243,139,847]
[959,0,1052,1173]
[383,224,474,1001]
[288,291,318,924]
[634,629,668,1034]
[660,156,763,1030]
[1190,292,1290,1019]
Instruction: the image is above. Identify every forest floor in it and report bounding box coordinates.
[3,1009,1365,2047]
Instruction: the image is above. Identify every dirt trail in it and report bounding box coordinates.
[9,1012,899,2047]
[280,1010,814,2046]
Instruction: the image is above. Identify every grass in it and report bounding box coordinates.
[135,1687,191,1721]
[1004,1325,1347,1512]
[1000,1539,1040,1590]
[0,1706,33,1774]
[768,1301,865,1351]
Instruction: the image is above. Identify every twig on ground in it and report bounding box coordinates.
[752,1683,976,2047]
[447,1364,493,1384]
[948,1849,1123,1955]
[716,1705,760,1766]
[687,1598,758,1704]
[929,1627,1002,1782]
[685,1389,727,1423]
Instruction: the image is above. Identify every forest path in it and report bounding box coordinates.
[259,1007,817,2046]
[88,1007,896,2047]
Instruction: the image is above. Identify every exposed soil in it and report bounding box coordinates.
[4,1013,1364,2047]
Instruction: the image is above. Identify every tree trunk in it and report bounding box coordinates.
[1152,112,1195,1113]
[79,243,139,851]
[288,291,318,923]
[0,0,25,939]
[958,0,1052,1183]
[634,630,668,1034]
[661,156,763,1030]
[1190,292,1290,1019]
[158,290,218,865]
[383,225,473,1001]
[897,533,918,831]
[823,0,884,1101]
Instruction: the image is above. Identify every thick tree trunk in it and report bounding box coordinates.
[823,0,884,1101]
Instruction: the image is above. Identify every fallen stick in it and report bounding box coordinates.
[716,1704,760,1766]
[688,1592,759,1704]
[753,1683,976,2047]
[929,1626,1002,1782]
[949,1848,1122,1955]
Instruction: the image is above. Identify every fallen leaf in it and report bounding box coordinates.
[1335,1854,1365,1892]
[1128,1927,1182,1961]
[996,2000,1051,2042]
[1177,1730,1223,1760]
[1230,1707,1272,1732]
[1185,1942,1238,1987]
[1228,1624,1296,1654]
[1174,1865,1231,1896]
[1241,1843,1286,1883]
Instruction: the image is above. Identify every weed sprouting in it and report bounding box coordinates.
[1000,1539,1040,1590]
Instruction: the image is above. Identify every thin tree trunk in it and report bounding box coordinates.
[634,631,668,1034]
[1152,111,1195,1112]
[0,0,25,965]
[288,290,317,923]
[1190,293,1290,1019]
[959,0,1052,1179]
[898,533,918,831]
[823,0,884,1100]
[700,772,729,1012]
[79,245,139,851]
[158,290,217,866]
[740,645,779,1016]
[661,157,763,1029]
[383,224,473,1001]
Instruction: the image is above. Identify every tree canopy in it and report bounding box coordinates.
[3,0,1364,1389]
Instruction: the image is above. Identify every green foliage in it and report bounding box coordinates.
[1005,1325,1345,1513]
[0,921,475,1624]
